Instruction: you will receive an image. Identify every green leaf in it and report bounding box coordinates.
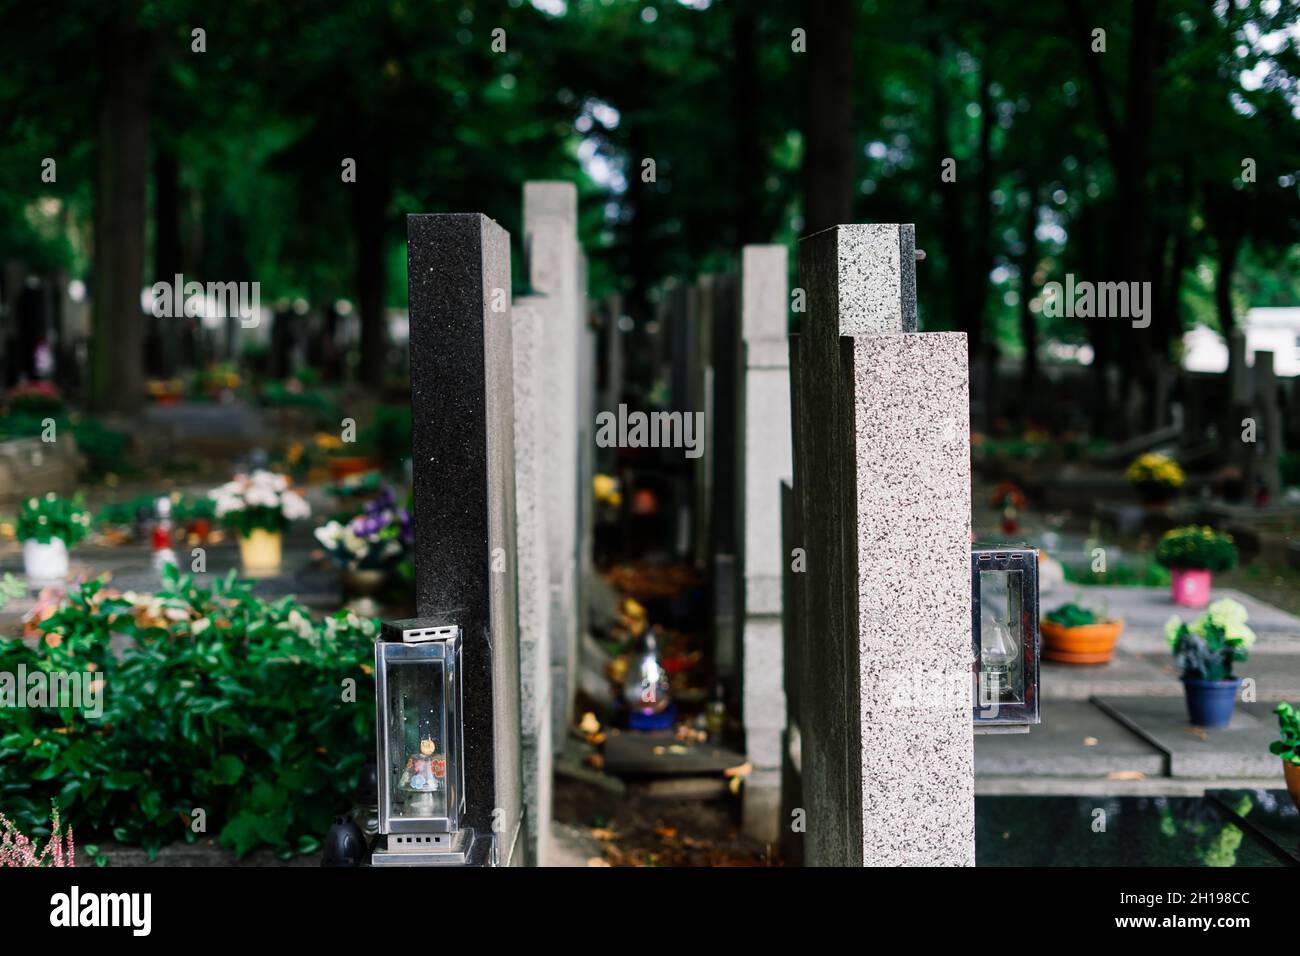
[211,754,245,785]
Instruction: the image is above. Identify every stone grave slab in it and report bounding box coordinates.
[975,700,1165,778]
[602,729,746,778]
[1066,586,1300,649]
[1094,696,1286,778]
[1040,650,1180,700]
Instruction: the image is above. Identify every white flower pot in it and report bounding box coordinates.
[23,537,69,584]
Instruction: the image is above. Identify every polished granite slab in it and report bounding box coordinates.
[1206,789,1300,864]
[976,795,1291,866]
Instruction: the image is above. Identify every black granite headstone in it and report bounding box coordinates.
[405,213,523,866]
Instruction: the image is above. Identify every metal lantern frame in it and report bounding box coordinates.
[971,548,1040,727]
[373,620,470,864]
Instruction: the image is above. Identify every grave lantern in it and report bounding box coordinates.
[971,549,1040,728]
[371,620,471,865]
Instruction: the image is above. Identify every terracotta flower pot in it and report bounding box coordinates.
[1041,618,1124,665]
[328,457,381,480]
[238,528,283,574]
[1284,760,1300,813]
[1170,568,1212,608]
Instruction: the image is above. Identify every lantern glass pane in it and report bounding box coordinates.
[978,568,1025,705]
[384,657,450,824]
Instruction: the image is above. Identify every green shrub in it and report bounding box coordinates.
[1271,702,1300,766]
[16,493,90,546]
[1045,602,1105,627]
[1155,526,1237,572]
[0,567,376,859]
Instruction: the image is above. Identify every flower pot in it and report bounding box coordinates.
[1284,760,1300,813]
[1182,677,1242,728]
[1041,618,1124,665]
[341,568,386,599]
[1135,483,1176,509]
[328,457,381,480]
[1171,568,1212,608]
[23,537,68,584]
[238,529,283,574]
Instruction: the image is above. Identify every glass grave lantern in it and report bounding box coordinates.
[971,549,1040,730]
[371,619,471,865]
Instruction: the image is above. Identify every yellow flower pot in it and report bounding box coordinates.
[238,529,283,574]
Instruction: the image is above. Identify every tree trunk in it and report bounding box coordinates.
[351,152,390,389]
[91,20,154,416]
[731,0,764,245]
[801,0,854,235]
[1018,190,1039,406]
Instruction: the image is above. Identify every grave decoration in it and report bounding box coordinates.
[314,485,412,603]
[1166,598,1255,728]
[371,622,467,865]
[971,549,1040,728]
[18,493,90,585]
[1154,525,1237,609]
[1041,599,1124,665]
[209,469,310,574]
[1270,702,1300,810]
[1125,452,1184,507]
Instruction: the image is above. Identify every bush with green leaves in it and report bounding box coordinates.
[16,493,90,546]
[1154,526,1238,572]
[0,566,376,859]
[1045,601,1113,628]
[1165,598,1256,682]
[1271,702,1300,766]
[1268,702,1300,770]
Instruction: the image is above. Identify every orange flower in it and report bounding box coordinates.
[44,632,62,649]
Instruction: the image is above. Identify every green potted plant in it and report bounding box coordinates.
[209,470,311,574]
[1165,598,1255,728]
[1154,526,1237,609]
[1041,600,1124,664]
[17,493,90,584]
[1269,702,1300,811]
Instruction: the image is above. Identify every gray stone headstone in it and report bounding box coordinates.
[737,244,794,842]
[523,182,583,749]
[790,223,973,866]
[406,213,523,866]
[512,296,551,866]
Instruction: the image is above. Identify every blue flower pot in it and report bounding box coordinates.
[1182,678,1242,729]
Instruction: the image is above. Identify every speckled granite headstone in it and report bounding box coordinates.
[523,182,583,750]
[406,213,523,866]
[512,296,551,866]
[792,223,973,866]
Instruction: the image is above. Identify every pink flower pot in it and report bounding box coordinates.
[1171,568,1212,608]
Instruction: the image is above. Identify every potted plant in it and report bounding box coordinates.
[17,493,90,584]
[314,487,412,604]
[209,470,311,574]
[1269,702,1300,811]
[1166,598,1255,728]
[1154,525,1237,609]
[1041,600,1124,664]
[1126,452,1184,508]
